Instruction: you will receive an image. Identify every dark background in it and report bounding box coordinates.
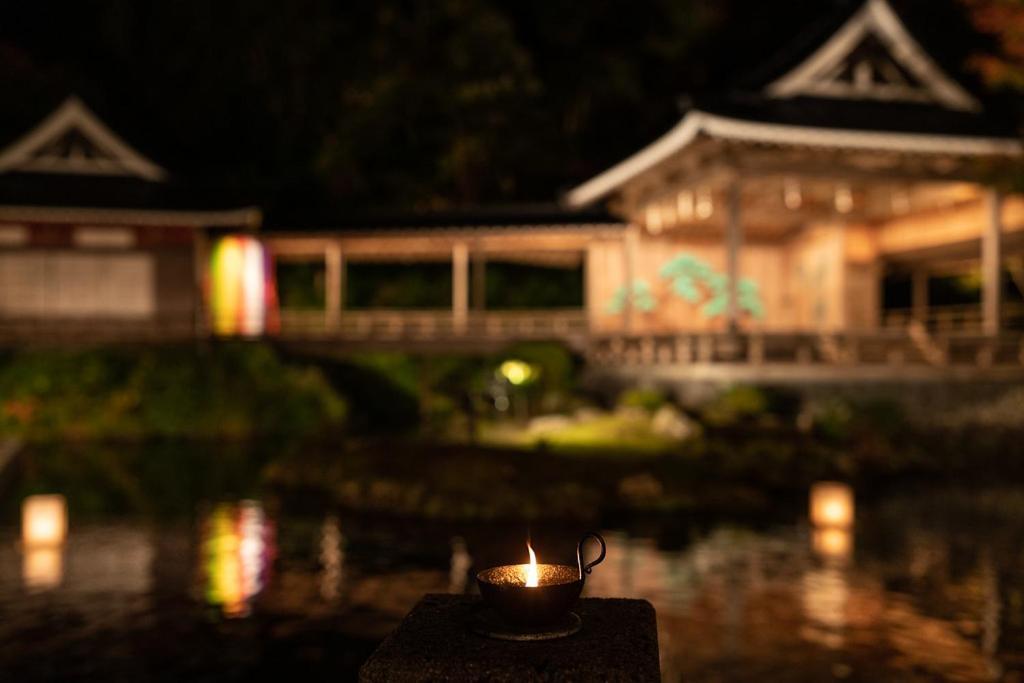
[0,0,996,217]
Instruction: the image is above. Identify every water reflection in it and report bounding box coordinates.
[200,501,275,617]
[448,536,472,594]
[319,515,343,602]
[3,481,1024,681]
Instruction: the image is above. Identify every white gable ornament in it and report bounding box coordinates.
[0,96,167,181]
[764,0,981,111]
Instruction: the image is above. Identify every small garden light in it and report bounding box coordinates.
[498,359,535,386]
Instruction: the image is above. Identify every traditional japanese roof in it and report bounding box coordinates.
[566,0,1022,208]
[0,96,260,227]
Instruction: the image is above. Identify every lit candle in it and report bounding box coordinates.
[525,543,539,587]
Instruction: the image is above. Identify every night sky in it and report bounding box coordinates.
[0,0,1001,216]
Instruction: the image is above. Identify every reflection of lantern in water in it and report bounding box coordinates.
[810,482,854,530]
[21,495,68,590]
[201,501,275,617]
[810,482,854,562]
[208,235,278,336]
[812,527,853,562]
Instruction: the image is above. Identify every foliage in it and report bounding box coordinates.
[617,387,668,413]
[701,385,770,427]
[0,344,346,441]
[962,0,1024,90]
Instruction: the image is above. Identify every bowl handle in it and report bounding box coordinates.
[577,531,606,579]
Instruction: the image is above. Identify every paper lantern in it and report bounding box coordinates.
[22,494,67,547]
[809,482,854,530]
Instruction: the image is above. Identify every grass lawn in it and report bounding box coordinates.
[477,413,682,455]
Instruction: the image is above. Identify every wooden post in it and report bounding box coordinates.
[471,250,486,311]
[623,226,638,333]
[584,243,598,332]
[325,241,343,331]
[911,268,928,325]
[452,242,469,334]
[725,179,743,332]
[982,189,1003,336]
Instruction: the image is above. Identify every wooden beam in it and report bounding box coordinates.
[725,179,742,331]
[983,189,1003,335]
[452,242,469,334]
[623,226,639,332]
[325,241,343,330]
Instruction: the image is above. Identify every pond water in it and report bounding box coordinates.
[2,445,1023,682]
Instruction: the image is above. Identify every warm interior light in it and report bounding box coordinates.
[645,204,662,234]
[813,527,853,561]
[695,188,713,219]
[525,542,539,588]
[810,482,854,530]
[784,178,802,209]
[22,494,67,547]
[834,184,853,214]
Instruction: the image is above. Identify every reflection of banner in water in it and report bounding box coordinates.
[201,501,276,617]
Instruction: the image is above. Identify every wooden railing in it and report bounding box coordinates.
[277,308,590,343]
[587,330,1024,368]
[883,303,1024,333]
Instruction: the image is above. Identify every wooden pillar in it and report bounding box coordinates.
[623,226,638,333]
[983,189,1003,336]
[471,250,486,311]
[911,268,928,325]
[325,241,343,331]
[452,241,469,334]
[584,243,596,331]
[725,179,743,332]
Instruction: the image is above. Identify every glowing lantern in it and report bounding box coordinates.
[21,494,67,591]
[22,494,67,547]
[498,359,535,386]
[208,235,278,336]
[809,482,854,529]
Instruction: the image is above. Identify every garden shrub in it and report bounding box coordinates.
[701,385,769,427]
[0,344,347,441]
[617,387,667,413]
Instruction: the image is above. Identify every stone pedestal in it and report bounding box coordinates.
[360,594,660,682]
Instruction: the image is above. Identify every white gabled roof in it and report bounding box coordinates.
[0,96,167,181]
[564,0,1021,209]
[564,110,1022,208]
[765,0,980,111]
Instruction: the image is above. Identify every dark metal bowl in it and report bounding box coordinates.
[476,563,583,626]
[475,532,606,628]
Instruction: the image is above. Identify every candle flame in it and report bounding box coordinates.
[525,542,539,587]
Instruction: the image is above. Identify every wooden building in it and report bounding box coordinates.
[567,0,1022,342]
[0,96,259,342]
[1,0,1023,373]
